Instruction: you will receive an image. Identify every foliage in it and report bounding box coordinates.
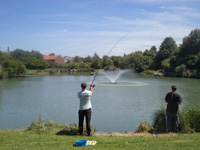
[151,107,200,133]
[136,122,151,133]
[1,28,200,79]
[151,107,166,133]
[155,37,178,69]
[26,117,65,134]
[73,56,83,63]
[26,117,96,135]
[91,53,101,69]
[2,59,26,78]
[126,51,145,72]
[102,56,114,69]
[174,64,186,77]
[179,107,200,133]
[179,29,200,57]
[21,57,48,70]
[10,49,43,59]
[9,49,47,70]
[161,58,171,71]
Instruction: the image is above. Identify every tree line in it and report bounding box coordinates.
[0,28,200,78]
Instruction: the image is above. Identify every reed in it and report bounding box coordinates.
[151,106,200,133]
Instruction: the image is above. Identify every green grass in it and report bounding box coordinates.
[0,130,200,150]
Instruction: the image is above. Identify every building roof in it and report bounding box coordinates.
[43,55,60,60]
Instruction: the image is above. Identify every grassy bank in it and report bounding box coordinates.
[0,130,200,150]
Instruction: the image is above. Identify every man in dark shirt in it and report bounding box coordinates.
[165,85,182,133]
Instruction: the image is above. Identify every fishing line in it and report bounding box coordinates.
[106,32,129,57]
[91,32,129,86]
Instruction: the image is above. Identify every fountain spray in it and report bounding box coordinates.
[91,32,129,86]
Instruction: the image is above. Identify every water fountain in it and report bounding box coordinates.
[89,69,149,87]
[102,70,128,84]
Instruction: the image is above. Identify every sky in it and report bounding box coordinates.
[0,0,200,57]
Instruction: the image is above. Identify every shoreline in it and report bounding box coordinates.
[0,129,181,137]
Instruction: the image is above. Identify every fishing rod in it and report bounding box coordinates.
[91,70,98,87]
[91,32,129,87]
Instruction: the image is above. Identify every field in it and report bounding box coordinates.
[0,130,200,150]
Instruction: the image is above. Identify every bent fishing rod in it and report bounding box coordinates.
[91,32,129,87]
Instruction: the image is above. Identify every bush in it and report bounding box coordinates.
[179,109,191,133]
[151,107,200,133]
[26,117,65,134]
[136,122,151,132]
[0,71,8,79]
[151,107,166,133]
[179,107,200,133]
[26,117,96,135]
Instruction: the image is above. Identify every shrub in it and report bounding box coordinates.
[179,107,200,133]
[136,122,151,132]
[179,109,191,133]
[151,107,200,133]
[26,117,96,135]
[151,107,166,133]
[26,117,65,134]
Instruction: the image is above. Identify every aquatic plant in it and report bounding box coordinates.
[151,106,200,133]
[151,107,166,133]
[179,107,200,133]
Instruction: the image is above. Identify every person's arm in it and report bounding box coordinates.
[178,96,182,105]
[165,93,168,103]
[90,84,93,95]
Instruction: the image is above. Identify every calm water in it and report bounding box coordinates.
[0,73,200,132]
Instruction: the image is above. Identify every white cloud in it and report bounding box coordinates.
[63,29,68,33]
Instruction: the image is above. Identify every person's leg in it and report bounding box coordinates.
[78,110,85,135]
[166,112,172,133]
[173,113,179,132]
[85,109,92,135]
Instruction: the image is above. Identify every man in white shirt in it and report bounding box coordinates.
[78,82,93,136]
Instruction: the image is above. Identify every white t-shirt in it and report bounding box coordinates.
[78,90,92,110]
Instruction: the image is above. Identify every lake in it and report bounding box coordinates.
[0,72,200,132]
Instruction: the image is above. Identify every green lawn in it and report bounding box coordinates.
[0,130,200,150]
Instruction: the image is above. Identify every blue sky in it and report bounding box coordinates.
[0,0,200,57]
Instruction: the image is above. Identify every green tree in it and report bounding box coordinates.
[143,46,157,59]
[110,56,123,69]
[73,56,83,63]
[155,37,178,69]
[102,56,114,69]
[174,64,186,77]
[161,58,171,71]
[91,53,101,69]
[2,59,26,78]
[49,53,55,56]
[127,51,145,72]
[83,55,93,63]
[179,29,200,56]
[143,46,157,69]
[177,28,200,71]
